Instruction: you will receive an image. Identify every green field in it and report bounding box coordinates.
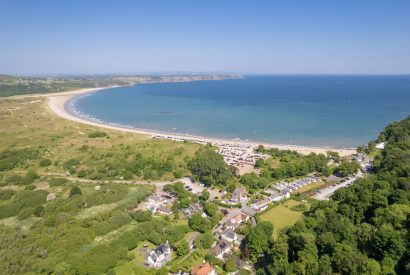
[0,96,200,274]
[0,97,202,182]
[259,199,310,238]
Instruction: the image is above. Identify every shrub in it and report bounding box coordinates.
[88,131,107,138]
[63,159,80,169]
[69,186,82,197]
[34,205,45,217]
[39,159,52,167]
[17,207,34,220]
[25,184,36,190]
[49,177,68,186]
[0,189,16,200]
[194,232,215,249]
[130,210,152,222]
[290,203,308,212]
[77,170,87,178]
[174,240,189,256]
[0,148,40,171]
[7,174,23,185]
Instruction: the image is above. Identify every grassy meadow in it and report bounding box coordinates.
[0,96,204,274]
[0,97,202,182]
[259,199,310,239]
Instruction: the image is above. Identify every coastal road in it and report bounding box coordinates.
[40,172,220,198]
[314,175,359,200]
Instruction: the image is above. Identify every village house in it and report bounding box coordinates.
[221,228,237,243]
[212,240,232,260]
[157,206,173,215]
[144,191,176,214]
[272,190,291,202]
[252,198,271,212]
[226,212,249,229]
[182,203,207,218]
[230,187,248,203]
[241,206,257,217]
[145,241,172,268]
[191,261,217,275]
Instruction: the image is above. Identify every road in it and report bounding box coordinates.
[313,174,359,200]
[41,172,220,198]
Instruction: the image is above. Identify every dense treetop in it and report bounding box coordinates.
[247,115,410,274]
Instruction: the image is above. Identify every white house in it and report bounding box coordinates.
[252,198,271,212]
[230,187,248,203]
[146,241,172,268]
[376,142,386,150]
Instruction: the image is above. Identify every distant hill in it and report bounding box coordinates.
[0,74,14,80]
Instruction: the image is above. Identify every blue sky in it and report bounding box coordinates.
[1,0,410,75]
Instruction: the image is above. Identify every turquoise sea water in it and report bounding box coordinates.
[68,76,410,148]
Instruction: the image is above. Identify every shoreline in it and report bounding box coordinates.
[45,86,356,157]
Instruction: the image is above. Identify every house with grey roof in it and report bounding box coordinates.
[145,241,172,268]
[221,228,237,243]
[241,206,257,217]
[212,240,232,260]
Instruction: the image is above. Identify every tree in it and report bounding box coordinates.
[174,240,189,256]
[224,255,237,272]
[371,223,406,261]
[69,186,82,197]
[326,151,341,162]
[366,141,376,154]
[203,203,223,225]
[199,189,210,202]
[130,210,152,222]
[334,160,360,177]
[194,231,215,249]
[255,158,265,168]
[188,149,233,186]
[245,222,272,261]
[188,213,212,233]
[179,197,190,209]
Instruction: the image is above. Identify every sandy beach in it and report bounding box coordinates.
[43,86,356,157]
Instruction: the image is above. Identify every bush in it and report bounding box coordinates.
[34,205,45,217]
[69,186,82,197]
[0,189,16,200]
[174,240,190,256]
[63,159,80,169]
[194,232,215,249]
[77,170,87,178]
[14,170,40,186]
[7,174,23,185]
[0,148,40,171]
[49,177,68,186]
[25,184,36,190]
[188,213,212,233]
[39,159,52,167]
[130,210,152,222]
[88,131,107,138]
[17,207,34,220]
[290,203,308,212]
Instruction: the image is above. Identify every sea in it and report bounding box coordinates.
[67,75,410,148]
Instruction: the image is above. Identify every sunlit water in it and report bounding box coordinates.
[68,75,410,148]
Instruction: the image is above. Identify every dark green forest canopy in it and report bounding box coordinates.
[255,115,410,275]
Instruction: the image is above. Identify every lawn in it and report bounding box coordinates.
[259,199,310,238]
[296,180,328,193]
